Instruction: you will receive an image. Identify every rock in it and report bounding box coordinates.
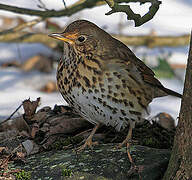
[10,144,170,180]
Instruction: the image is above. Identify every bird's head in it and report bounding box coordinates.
[49,20,114,56]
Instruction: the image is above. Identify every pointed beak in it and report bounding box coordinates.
[48,32,78,45]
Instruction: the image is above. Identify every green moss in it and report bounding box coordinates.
[61,167,73,177]
[51,136,83,150]
[52,138,71,150]
[142,137,155,146]
[142,137,162,148]
[15,170,31,180]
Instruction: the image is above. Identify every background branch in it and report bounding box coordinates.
[0,0,104,18]
[0,31,189,49]
[0,0,161,26]
[0,18,43,36]
[105,0,161,26]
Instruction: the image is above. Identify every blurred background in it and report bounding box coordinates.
[0,0,191,122]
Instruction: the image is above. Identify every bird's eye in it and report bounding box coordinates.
[77,36,86,42]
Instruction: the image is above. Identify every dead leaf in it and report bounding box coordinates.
[23,97,41,122]
[0,168,20,179]
[10,145,26,164]
[31,123,39,138]
[0,155,11,171]
[16,152,25,160]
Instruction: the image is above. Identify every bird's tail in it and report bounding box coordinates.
[162,87,182,98]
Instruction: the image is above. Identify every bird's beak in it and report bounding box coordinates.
[48,32,78,45]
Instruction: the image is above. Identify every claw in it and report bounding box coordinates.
[76,124,100,152]
[117,123,133,148]
[77,137,98,152]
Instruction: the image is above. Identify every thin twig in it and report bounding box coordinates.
[37,0,49,10]
[0,103,23,124]
[62,0,67,9]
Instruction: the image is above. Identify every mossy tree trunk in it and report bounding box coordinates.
[163,32,192,179]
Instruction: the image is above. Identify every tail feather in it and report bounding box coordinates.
[162,87,182,98]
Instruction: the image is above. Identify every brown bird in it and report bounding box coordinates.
[49,20,182,152]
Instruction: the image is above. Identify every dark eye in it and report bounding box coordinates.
[77,36,86,42]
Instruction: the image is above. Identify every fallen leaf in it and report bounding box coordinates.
[23,97,41,123]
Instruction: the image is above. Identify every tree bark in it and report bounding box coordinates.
[163,32,192,179]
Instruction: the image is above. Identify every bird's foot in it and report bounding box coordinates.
[117,124,133,149]
[77,136,98,152]
[117,137,134,166]
[118,141,141,178]
[76,124,100,152]
[117,138,130,149]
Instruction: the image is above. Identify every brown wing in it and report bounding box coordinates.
[134,58,163,87]
[115,43,182,98]
[102,36,182,98]
[103,58,155,109]
[133,57,182,98]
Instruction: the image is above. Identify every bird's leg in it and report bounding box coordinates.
[118,122,141,177]
[126,139,134,167]
[77,123,100,152]
[118,122,134,148]
[118,122,135,166]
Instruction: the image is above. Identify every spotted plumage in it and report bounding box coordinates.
[49,20,182,150]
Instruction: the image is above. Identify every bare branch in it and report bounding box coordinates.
[0,0,160,26]
[0,103,23,124]
[0,0,103,18]
[105,0,161,27]
[105,0,115,7]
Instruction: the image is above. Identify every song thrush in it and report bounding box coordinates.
[49,20,182,151]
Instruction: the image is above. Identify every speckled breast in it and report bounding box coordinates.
[56,48,144,132]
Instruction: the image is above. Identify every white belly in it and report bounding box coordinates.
[67,87,133,131]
